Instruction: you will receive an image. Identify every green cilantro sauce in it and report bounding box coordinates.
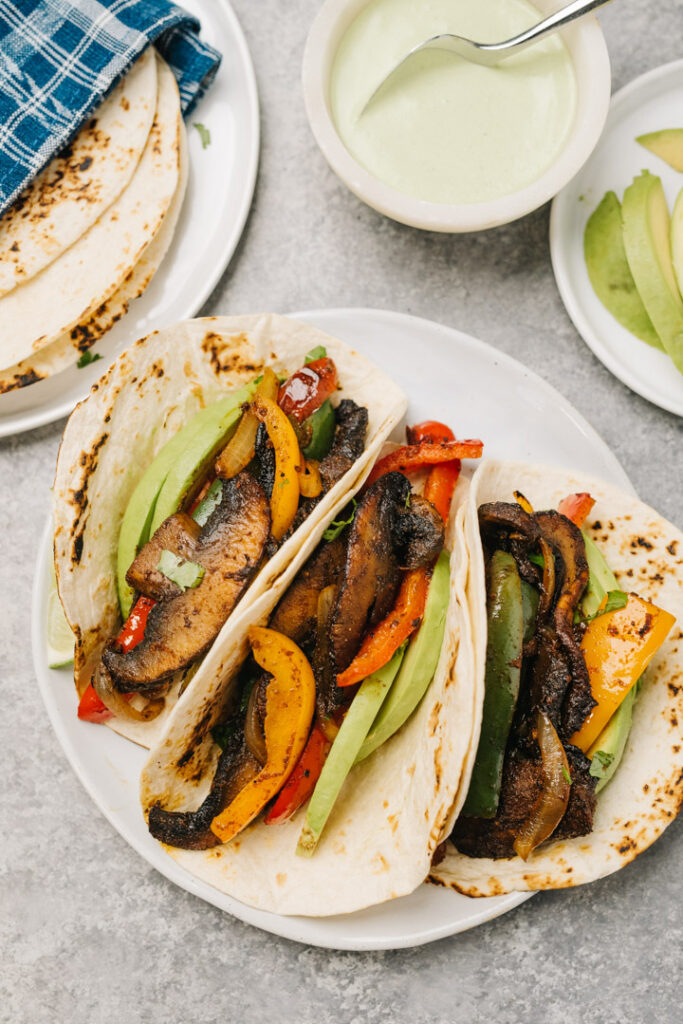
[330,0,577,205]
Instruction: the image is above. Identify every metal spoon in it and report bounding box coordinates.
[360,0,613,114]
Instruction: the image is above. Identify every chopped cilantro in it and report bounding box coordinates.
[157,550,205,590]
[212,719,238,750]
[323,499,357,542]
[562,765,572,785]
[192,479,223,527]
[193,122,211,148]
[77,351,101,368]
[589,749,614,778]
[305,345,327,364]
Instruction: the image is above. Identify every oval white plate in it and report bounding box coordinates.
[0,0,259,438]
[550,59,683,416]
[32,308,633,950]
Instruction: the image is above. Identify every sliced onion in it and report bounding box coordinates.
[215,367,279,479]
[244,679,267,764]
[297,458,323,498]
[537,537,556,620]
[92,661,164,721]
[513,711,571,860]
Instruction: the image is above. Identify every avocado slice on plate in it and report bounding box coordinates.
[621,171,683,374]
[584,191,661,349]
[116,386,252,617]
[672,186,683,301]
[636,128,683,173]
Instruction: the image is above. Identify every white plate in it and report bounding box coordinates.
[550,60,683,416]
[32,308,633,950]
[0,0,259,438]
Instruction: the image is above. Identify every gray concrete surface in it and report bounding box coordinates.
[1,1,681,1021]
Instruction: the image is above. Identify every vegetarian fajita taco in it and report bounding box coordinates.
[431,460,682,896]
[53,315,409,747]
[139,421,484,916]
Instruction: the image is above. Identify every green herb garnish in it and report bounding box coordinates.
[305,345,327,364]
[323,499,357,542]
[562,765,572,785]
[157,550,205,590]
[529,552,545,569]
[212,719,238,750]
[192,479,223,527]
[193,122,211,148]
[589,749,614,778]
[77,351,101,368]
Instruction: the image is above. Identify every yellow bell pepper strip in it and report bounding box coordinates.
[215,368,279,479]
[296,458,323,498]
[251,395,302,540]
[570,594,676,752]
[210,627,315,843]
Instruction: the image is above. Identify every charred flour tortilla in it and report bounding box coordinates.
[138,486,474,917]
[54,315,407,748]
[0,48,158,298]
[0,108,189,394]
[0,55,181,371]
[430,460,682,897]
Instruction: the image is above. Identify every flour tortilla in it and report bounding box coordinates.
[54,315,408,748]
[0,56,180,370]
[0,48,158,298]
[138,479,474,917]
[0,111,188,394]
[430,459,683,896]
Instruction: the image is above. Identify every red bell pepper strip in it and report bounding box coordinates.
[336,567,431,688]
[77,683,113,723]
[115,596,155,653]
[558,492,596,528]
[407,421,461,524]
[263,722,330,825]
[364,439,482,488]
[278,358,338,422]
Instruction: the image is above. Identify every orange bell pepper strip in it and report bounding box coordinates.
[558,492,596,528]
[210,627,316,843]
[407,421,460,524]
[336,567,431,688]
[264,722,330,825]
[364,439,482,488]
[252,395,302,540]
[570,594,675,752]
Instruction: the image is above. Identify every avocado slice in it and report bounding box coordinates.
[588,681,638,793]
[116,386,253,617]
[636,128,683,173]
[296,644,406,856]
[621,171,683,373]
[354,549,451,764]
[580,530,619,619]
[584,191,661,349]
[672,186,683,301]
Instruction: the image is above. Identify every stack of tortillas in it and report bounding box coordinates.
[0,48,187,393]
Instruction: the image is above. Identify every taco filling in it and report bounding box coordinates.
[452,491,675,861]
[81,349,371,725]
[146,420,483,854]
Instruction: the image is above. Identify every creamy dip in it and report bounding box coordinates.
[330,0,577,205]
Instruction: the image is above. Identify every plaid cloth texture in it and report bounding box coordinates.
[0,0,221,213]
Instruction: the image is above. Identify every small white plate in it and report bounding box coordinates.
[550,60,683,416]
[32,308,633,950]
[0,0,259,438]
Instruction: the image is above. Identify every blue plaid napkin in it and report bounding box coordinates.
[0,0,221,214]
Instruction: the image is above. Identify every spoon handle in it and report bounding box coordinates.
[495,0,614,53]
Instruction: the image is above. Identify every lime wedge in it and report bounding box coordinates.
[47,560,74,668]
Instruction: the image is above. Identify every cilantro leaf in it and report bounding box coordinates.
[157,550,205,590]
[192,479,223,527]
[77,351,101,368]
[193,122,211,149]
[589,749,614,778]
[305,345,327,364]
[323,499,357,542]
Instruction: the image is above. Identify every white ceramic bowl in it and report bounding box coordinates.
[302,0,611,232]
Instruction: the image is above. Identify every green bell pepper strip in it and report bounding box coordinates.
[302,399,335,461]
[461,550,524,819]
